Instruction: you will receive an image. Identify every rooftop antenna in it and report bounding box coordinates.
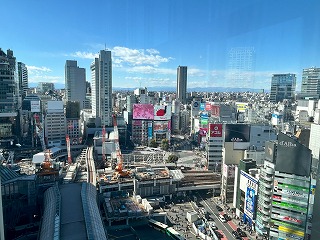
[104,43,107,50]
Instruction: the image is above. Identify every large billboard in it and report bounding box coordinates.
[154,105,172,120]
[276,132,311,177]
[225,124,250,142]
[205,103,212,111]
[209,123,222,137]
[240,171,258,221]
[133,104,154,120]
[154,121,169,133]
[236,102,248,113]
[211,105,220,118]
[31,100,41,112]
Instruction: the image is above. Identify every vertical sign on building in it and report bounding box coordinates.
[209,123,222,137]
[148,122,153,140]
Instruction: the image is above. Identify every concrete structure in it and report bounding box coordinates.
[65,60,86,109]
[66,101,81,144]
[301,67,320,98]
[177,66,187,104]
[91,50,113,127]
[45,101,66,147]
[39,183,106,240]
[270,73,296,103]
[17,62,28,99]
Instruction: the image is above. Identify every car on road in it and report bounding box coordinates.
[214,231,223,239]
[223,213,231,221]
[236,228,247,237]
[218,214,227,223]
[232,230,242,239]
[216,205,223,212]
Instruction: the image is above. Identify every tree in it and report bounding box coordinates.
[160,139,169,151]
[167,154,179,167]
[149,139,158,148]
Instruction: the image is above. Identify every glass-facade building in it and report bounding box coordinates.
[270,73,296,103]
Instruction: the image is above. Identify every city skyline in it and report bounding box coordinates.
[2,0,320,90]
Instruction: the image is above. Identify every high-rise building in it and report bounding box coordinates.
[227,47,255,89]
[301,67,320,98]
[65,60,86,109]
[177,66,187,104]
[17,62,28,99]
[45,101,66,147]
[0,48,19,145]
[255,134,312,239]
[91,50,113,127]
[270,74,296,103]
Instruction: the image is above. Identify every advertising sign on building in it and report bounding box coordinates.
[199,127,208,136]
[225,124,250,142]
[205,103,212,111]
[154,105,172,120]
[200,112,208,119]
[236,102,248,113]
[154,121,169,133]
[148,122,153,139]
[30,100,41,112]
[200,103,205,111]
[240,171,258,221]
[200,118,208,125]
[275,132,312,177]
[209,123,222,137]
[265,141,276,162]
[133,104,154,120]
[211,105,220,117]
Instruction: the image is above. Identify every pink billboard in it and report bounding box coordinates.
[133,104,154,120]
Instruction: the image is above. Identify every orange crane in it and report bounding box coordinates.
[102,125,106,162]
[66,134,72,164]
[113,115,129,176]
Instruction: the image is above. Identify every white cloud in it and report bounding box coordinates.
[68,46,172,67]
[127,66,176,75]
[26,65,52,74]
[69,51,99,59]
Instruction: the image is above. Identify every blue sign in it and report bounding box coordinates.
[200,103,205,111]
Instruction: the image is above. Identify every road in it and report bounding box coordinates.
[195,192,242,240]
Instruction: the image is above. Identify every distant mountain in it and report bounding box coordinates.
[29,83,266,93]
[114,86,266,93]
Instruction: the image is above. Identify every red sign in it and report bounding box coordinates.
[209,123,222,137]
[205,103,212,111]
[211,105,220,117]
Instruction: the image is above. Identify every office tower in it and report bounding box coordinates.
[66,101,81,145]
[301,67,320,98]
[45,101,66,147]
[17,62,28,99]
[91,50,113,127]
[0,48,19,145]
[270,73,296,103]
[177,66,187,104]
[256,134,312,239]
[227,47,255,89]
[65,60,86,109]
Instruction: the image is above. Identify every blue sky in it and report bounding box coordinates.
[2,0,320,90]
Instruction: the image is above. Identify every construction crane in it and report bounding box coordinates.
[102,125,106,162]
[66,134,72,164]
[113,114,129,177]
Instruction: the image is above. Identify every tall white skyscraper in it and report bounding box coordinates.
[227,47,255,89]
[91,50,113,127]
[177,66,187,104]
[65,60,86,109]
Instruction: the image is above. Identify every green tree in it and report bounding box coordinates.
[167,154,179,167]
[160,139,169,151]
[149,139,158,148]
